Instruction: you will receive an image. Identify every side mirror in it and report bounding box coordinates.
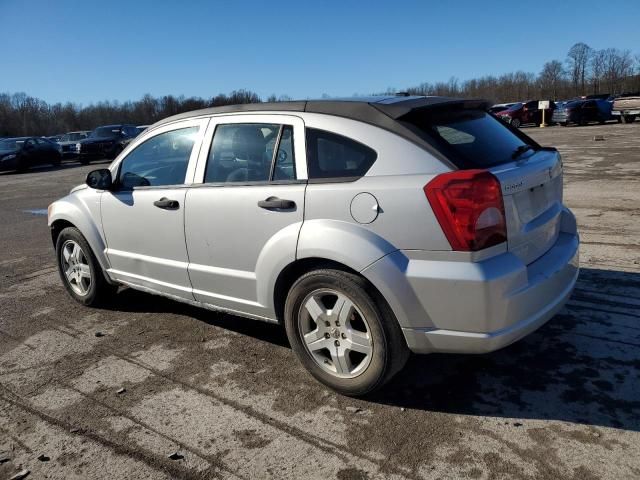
[86,168,113,190]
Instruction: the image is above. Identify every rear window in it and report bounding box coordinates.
[401,108,534,168]
[306,128,376,180]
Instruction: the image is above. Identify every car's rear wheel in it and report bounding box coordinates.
[510,118,521,128]
[56,227,116,306]
[284,269,409,396]
[622,115,636,124]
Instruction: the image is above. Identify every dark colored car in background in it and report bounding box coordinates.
[77,124,139,163]
[0,137,61,172]
[495,100,555,128]
[552,99,613,126]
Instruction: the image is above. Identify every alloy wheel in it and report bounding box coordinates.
[298,289,373,378]
[60,240,92,296]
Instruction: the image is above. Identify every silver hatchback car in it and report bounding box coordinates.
[49,96,579,395]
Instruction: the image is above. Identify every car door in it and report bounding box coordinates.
[185,114,307,319]
[35,138,55,164]
[21,138,38,165]
[100,119,208,300]
[583,101,597,122]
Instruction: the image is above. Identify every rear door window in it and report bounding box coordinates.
[401,108,534,168]
[305,128,376,180]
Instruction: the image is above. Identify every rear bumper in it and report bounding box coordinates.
[363,208,579,355]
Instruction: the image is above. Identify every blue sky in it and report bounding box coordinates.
[1,0,639,105]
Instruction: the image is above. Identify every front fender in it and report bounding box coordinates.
[48,191,111,273]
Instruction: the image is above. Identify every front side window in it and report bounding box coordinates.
[305,128,377,180]
[118,126,198,189]
[205,123,281,183]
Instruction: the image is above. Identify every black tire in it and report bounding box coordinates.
[52,154,62,167]
[511,118,521,128]
[79,157,90,165]
[560,122,568,127]
[622,115,636,124]
[55,227,117,306]
[284,269,409,396]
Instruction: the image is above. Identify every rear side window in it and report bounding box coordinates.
[401,108,532,168]
[306,128,376,180]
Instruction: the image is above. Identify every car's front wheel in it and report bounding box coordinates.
[284,269,409,396]
[56,227,116,306]
[511,118,521,128]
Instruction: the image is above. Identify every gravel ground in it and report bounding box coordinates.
[0,122,639,480]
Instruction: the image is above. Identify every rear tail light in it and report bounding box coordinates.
[424,170,506,251]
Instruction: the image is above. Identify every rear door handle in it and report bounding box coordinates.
[153,197,180,210]
[258,197,296,210]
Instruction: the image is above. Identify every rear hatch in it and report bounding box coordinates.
[399,102,563,264]
[489,150,563,264]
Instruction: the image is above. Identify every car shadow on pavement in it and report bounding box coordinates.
[100,266,639,432]
[102,287,291,348]
[373,266,640,432]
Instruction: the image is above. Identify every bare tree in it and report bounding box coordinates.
[566,42,592,95]
[538,60,565,99]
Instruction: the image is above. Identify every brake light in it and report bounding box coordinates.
[424,170,506,251]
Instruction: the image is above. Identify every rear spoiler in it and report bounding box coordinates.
[372,98,492,119]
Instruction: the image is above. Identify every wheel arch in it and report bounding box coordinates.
[48,199,111,275]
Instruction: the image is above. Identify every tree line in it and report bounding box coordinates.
[1,42,639,137]
[387,43,639,103]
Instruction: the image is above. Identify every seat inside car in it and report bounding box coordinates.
[226,126,269,182]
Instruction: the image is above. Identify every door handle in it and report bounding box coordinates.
[258,197,296,210]
[153,197,180,210]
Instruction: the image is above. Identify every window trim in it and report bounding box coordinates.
[192,114,307,184]
[305,127,377,183]
[109,118,209,190]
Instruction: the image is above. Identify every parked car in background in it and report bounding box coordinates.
[59,131,91,158]
[77,124,139,163]
[552,99,613,126]
[488,103,517,114]
[49,96,579,395]
[136,125,150,134]
[46,134,63,143]
[612,94,640,123]
[0,137,61,172]
[495,100,555,128]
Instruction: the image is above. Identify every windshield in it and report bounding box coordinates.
[0,138,26,151]
[92,127,122,138]
[60,133,86,142]
[401,107,535,168]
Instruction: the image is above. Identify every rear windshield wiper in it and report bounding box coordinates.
[512,144,534,160]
